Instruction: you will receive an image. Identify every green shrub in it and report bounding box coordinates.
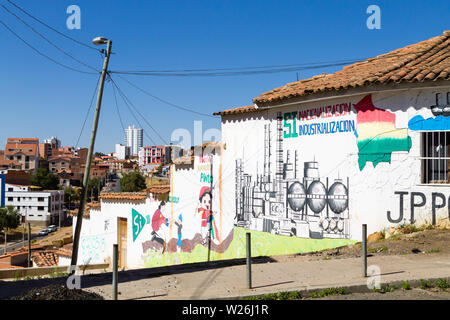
[310,287,350,298]
[373,284,397,293]
[402,281,411,290]
[435,278,449,290]
[419,279,433,289]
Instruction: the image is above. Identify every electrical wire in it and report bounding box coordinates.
[0,3,99,73]
[119,58,362,73]
[6,0,100,52]
[109,49,432,77]
[75,73,102,149]
[112,76,169,145]
[108,74,165,145]
[0,18,98,75]
[115,74,217,118]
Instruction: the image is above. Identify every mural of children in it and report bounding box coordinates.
[151,201,169,253]
[196,186,220,245]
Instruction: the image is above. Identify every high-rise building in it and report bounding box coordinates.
[124,125,143,156]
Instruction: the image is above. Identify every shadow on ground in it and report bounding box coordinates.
[0,256,276,299]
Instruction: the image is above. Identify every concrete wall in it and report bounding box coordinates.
[222,87,450,241]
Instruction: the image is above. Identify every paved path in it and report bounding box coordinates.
[81,253,450,300]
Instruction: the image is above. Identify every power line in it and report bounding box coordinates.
[108,75,166,145]
[112,76,169,145]
[0,3,99,73]
[6,0,100,52]
[75,73,102,149]
[109,49,432,77]
[111,81,125,132]
[115,74,217,118]
[116,59,361,73]
[0,18,98,75]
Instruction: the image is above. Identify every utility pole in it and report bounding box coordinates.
[27,222,31,267]
[71,38,112,269]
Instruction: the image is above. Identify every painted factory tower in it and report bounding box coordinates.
[235,112,350,239]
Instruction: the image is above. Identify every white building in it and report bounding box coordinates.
[115,144,130,160]
[72,31,450,270]
[4,184,65,226]
[125,125,143,156]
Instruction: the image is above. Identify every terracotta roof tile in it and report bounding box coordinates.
[216,31,450,114]
[146,185,170,194]
[99,192,148,201]
[213,105,258,116]
[253,31,450,105]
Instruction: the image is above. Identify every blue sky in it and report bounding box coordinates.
[0,0,449,153]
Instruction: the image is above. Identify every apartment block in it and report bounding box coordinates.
[5,183,65,226]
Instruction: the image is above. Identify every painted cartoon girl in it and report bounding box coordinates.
[196,186,220,245]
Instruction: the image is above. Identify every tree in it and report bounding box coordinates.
[120,171,147,192]
[30,168,60,190]
[64,186,80,205]
[0,206,21,233]
[94,152,105,157]
[87,178,101,201]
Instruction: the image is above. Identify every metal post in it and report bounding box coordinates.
[246,232,252,289]
[113,244,118,300]
[362,224,367,277]
[71,39,112,269]
[3,231,6,255]
[27,222,31,267]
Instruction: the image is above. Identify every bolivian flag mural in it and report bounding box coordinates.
[354,94,412,170]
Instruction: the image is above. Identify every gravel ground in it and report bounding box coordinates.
[273,228,450,263]
[9,284,104,300]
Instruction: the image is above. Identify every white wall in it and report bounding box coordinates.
[221,87,450,240]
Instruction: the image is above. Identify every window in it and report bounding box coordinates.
[38,197,44,202]
[421,132,450,183]
[17,197,20,202]
[38,206,44,211]
[8,188,13,191]
[8,197,13,201]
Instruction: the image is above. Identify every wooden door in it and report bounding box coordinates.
[118,218,127,269]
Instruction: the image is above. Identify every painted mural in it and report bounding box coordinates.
[235,112,350,240]
[80,235,106,265]
[282,94,412,171]
[353,94,412,170]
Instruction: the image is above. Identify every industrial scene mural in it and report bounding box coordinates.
[235,112,350,239]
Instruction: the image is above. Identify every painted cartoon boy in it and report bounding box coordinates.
[196,186,219,245]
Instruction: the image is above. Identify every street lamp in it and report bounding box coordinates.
[71,37,112,269]
[92,36,109,45]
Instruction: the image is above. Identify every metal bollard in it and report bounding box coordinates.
[113,244,118,300]
[246,232,252,289]
[362,224,367,277]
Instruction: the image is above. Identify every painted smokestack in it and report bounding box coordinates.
[276,112,284,201]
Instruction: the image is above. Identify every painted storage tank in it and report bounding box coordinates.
[287,181,306,212]
[327,179,348,214]
[306,180,327,213]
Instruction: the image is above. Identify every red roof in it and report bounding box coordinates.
[215,30,450,114]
